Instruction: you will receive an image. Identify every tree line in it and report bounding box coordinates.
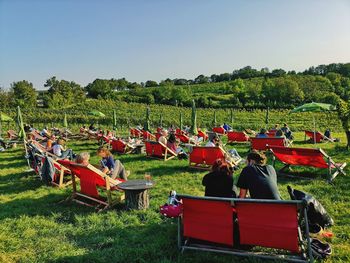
[1,62,350,110]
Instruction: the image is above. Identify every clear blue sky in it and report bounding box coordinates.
[1,0,350,90]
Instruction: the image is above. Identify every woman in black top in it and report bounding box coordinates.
[236,151,280,200]
[202,159,236,198]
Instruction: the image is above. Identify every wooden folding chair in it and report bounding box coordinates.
[145,140,177,161]
[66,162,125,211]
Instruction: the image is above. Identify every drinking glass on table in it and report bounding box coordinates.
[144,173,152,186]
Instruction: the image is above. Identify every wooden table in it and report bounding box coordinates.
[118,179,154,210]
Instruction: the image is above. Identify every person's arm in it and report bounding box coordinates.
[239,188,248,198]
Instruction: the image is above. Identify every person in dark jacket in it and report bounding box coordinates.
[202,159,237,198]
[236,151,280,200]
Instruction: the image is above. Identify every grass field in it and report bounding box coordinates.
[0,132,349,263]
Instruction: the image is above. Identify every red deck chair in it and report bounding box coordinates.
[305,130,324,143]
[189,146,225,169]
[30,131,47,142]
[142,130,156,141]
[156,133,162,141]
[130,128,142,138]
[145,140,177,161]
[212,127,226,134]
[175,133,190,143]
[197,130,208,141]
[267,130,277,137]
[181,197,234,246]
[67,163,125,211]
[111,139,132,154]
[7,130,19,140]
[269,146,346,182]
[156,127,163,133]
[227,131,249,143]
[250,137,287,151]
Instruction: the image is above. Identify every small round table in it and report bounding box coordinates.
[118,179,154,210]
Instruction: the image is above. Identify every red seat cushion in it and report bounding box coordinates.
[213,127,225,134]
[190,147,225,166]
[251,137,286,151]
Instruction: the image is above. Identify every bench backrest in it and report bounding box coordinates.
[180,195,302,253]
[111,139,126,153]
[182,197,234,246]
[189,146,225,166]
[130,128,142,137]
[250,137,286,151]
[212,127,226,134]
[269,146,328,169]
[227,131,249,142]
[305,130,323,143]
[236,202,299,252]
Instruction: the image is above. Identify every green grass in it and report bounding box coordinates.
[0,133,350,263]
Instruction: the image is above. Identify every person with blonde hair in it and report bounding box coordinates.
[97,147,129,180]
[52,138,75,160]
[236,151,280,200]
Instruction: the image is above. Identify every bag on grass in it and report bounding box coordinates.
[287,186,334,228]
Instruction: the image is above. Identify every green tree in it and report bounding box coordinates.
[10,80,37,108]
[145,80,158,87]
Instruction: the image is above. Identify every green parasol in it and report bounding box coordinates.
[88,110,106,117]
[16,106,26,139]
[63,113,68,128]
[213,111,217,126]
[290,102,336,144]
[144,106,150,131]
[189,100,198,135]
[230,109,234,127]
[179,112,183,131]
[159,113,163,128]
[113,109,117,130]
[265,107,269,126]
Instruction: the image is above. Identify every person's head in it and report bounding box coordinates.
[161,130,168,137]
[168,133,176,143]
[274,124,279,129]
[97,147,112,158]
[57,138,65,145]
[211,159,232,176]
[275,129,283,137]
[76,152,90,165]
[283,123,288,127]
[246,151,267,166]
[259,128,267,135]
[211,135,219,143]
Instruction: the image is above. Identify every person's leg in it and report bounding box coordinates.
[60,149,74,160]
[113,160,128,180]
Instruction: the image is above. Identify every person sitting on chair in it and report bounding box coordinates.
[236,151,281,200]
[223,123,232,132]
[281,123,293,140]
[52,138,75,160]
[167,133,188,158]
[202,159,237,198]
[256,128,268,138]
[158,130,168,145]
[97,147,129,180]
[206,135,220,147]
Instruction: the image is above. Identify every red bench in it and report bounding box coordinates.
[269,146,346,182]
[189,146,225,169]
[212,127,226,134]
[250,137,287,151]
[178,195,312,262]
[227,131,249,143]
[305,130,324,143]
[145,141,177,161]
